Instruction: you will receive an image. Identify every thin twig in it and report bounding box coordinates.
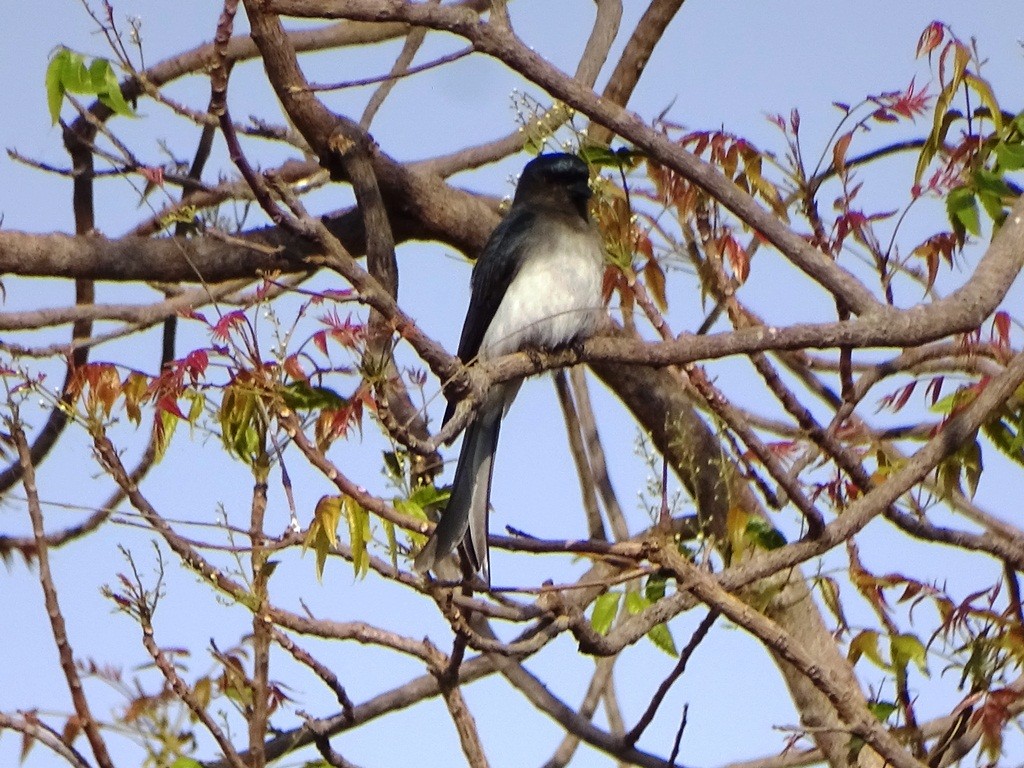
[624,609,718,747]
[11,409,115,768]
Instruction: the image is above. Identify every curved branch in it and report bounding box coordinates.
[0,712,92,768]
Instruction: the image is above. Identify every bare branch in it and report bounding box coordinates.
[11,410,114,768]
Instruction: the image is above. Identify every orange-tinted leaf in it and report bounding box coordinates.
[140,165,164,188]
[911,232,957,290]
[833,131,854,175]
[122,371,149,425]
[122,695,152,724]
[722,143,739,180]
[313,329,328,356]
[283,355,306,381]
[193,676,213,712]
[633,227,654,261]
[817,576,848,629]
[726,505,750,559]
[91,363,121,416]
[975,688,1020,760]
[643,258,668,311]
[992,311,1011,349]
[719,233,750,284]
[319,310,366,349]
[916,21,944,59]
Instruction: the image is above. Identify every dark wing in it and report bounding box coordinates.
[443,206,537,426]
[456,206,536,360]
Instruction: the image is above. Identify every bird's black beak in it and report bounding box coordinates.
[569,177,593,202]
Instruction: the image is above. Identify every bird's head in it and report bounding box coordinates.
[512,153,592,220]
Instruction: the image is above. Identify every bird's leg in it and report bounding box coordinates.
[523,345,547,368]
[567,334,589,359]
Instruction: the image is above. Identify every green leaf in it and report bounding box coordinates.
[344,496,371,579]
[744,517,787,550]
[647,621,678,657]
[186,391,205,424]
[973,167,1014,199]
[890,633,929,675]
[994,141,1024,171]
[848,629,886,669]
[170,759,204,768]
[383,519,398,569]
[578,144,642,169]
[304,495,342,580]
[929,386,974,415]
[946,186,981,237]
[591,592,621,635]
[622,591,677,655]
[978,191,1006,223]
[219,382,266,463]
[938,438,983,500]
[917,41,969,183]
[963,73,1003,132]
[973,167,1014,224]
[394,498,426,521]
[90,57,134,118]
[409,483,450,509]
[624,591,648,615]
[868,701,898,722]
[914,132,940,186]
[280,382,344,411]
[964,438,983,499]
[154,408,179,463]
[382,450,405,483]
[395,484,450,528]
[45,48,72,124]
[59,50,90,92]
[645,573,668,603]
[44,48,135,125]
[981,411,1024,468]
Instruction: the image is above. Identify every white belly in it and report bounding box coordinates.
[479,230,604,360]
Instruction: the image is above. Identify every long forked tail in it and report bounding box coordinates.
[413,407,502,583]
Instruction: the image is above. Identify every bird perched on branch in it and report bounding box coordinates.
[414,153,607,584]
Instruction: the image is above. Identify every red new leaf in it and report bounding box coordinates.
[916,21,945,59]
[212,310,248,341]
